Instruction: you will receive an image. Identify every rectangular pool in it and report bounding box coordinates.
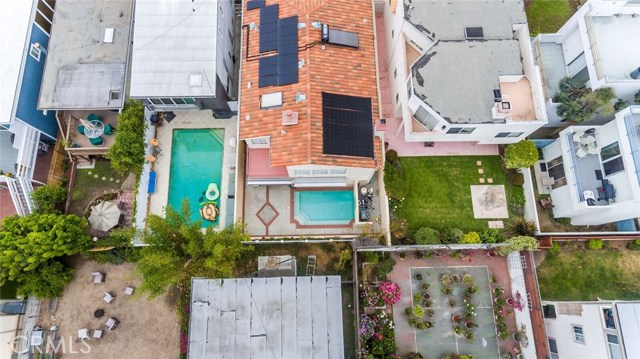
[293,189,355,226]
[168,129,224,227]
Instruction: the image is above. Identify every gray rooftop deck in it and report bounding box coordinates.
[189,276,345,359]
[39,0,133,110]
[536,42,566,98]
[591,15,640,82]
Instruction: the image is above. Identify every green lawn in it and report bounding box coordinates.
[396,156,510,232]
[526,0,577,36]
[68,160,128,216]
[537,250,640,301]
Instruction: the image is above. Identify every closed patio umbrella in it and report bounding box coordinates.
[88,201,121,231]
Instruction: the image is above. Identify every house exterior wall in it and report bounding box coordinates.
[542,107,640,225]
[16,23,57,140]
[286,164,375,186]
[216,0,235,100]
[543,301,614,359]
[382,0,546,145]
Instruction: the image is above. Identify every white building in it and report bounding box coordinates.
[130,0,236,113]
[542,300,640,359]
[532,0,640,126]
[381,0,547,144]
[540,106,640,226]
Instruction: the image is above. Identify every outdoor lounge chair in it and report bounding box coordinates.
[103,292,115,304]
[105,317,119,331]
[77,125,86,135]
[148,171,157,193]
[77,328,89,341]
[88,113,104,124]
[90,136,104,146]
[92,272,105,283]
[540,198,554,209]
[93,329,103,339]
[104,123,115,136]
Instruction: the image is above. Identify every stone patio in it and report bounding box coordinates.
[470,185,509,219]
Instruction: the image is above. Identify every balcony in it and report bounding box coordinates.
[566,131,614,207]
[60,110,118,157]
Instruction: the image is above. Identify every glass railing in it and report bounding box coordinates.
[624,113,640,187]
[566,133,585,201]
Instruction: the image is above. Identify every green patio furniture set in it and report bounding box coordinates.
[76,113,115,146]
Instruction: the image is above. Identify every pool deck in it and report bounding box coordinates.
[148,111,237,228]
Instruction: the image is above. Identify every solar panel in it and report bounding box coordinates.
[322,93,374,158]
[259,56,279,87]
[259,5,279,52]
[277,16,298,86]
[247,0,265,10]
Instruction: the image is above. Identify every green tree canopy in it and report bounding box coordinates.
[106,100,146,175]
[553,77,615,123]
[504,140,538,169]
[135,200,252,298]
[0,213,91,298]
[31,184,67,213]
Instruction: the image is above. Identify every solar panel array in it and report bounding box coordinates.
[250,3,299,87]
[322,93,374,158]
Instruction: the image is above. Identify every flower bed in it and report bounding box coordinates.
[358,280,401,358]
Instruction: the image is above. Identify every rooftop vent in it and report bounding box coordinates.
[104,28,115,43]
[282,110,298,126]
[321,24,359,49]
[189,73,204,87]
[465,27,484,40]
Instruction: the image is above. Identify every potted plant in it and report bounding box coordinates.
[487,249,496,258]
[426,309,434,317]
[463,294,473,303]
[421,282,430,291]
[491,274,497,284]
[413,294,421,303]
[465,330,475,342]
[415,250,424,259]
[452,273,461,284]
[465,320,475,329]
[415,273,423,281]
[462,273,474,287]
[453,326,463,336]
[440,274,453,286]
[398,251,406,260]
[452,314,461,323]
[404,307,412,316]
[494,287,504,296]
[409,317,418,327]
[424,321,433,329]
[501,352,513,359]
[515,355,524,359]
[423,293,431,300]
[424,299,433,308]
[441,286,452,295]
[449,299,457,307]
[495,296,505,306]
[506,297,515,306]
[416,322,426,330]
[413,305,425,319]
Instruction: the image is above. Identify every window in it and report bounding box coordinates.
[495,132,524,138]
[447,127,476,135]
[465,27,484,39]
[548,338,559,359]
[572,325,585,344]
[294,169,310,175]
[607,334,623,359]
[543,304,557,319]
[329,169,347,175]
[602,308,616,329]
[29,43,41,61]
[251,138,268,145]
[414,106,439,131]
[311,169,329,175]
[601,142,625,176]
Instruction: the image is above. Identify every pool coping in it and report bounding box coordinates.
[289,187,356,229]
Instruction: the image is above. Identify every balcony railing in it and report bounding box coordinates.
[624,113,640,187]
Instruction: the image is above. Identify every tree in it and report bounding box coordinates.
[0,213,91,298]
[553,77,615,123]
[414,227,440,245]
[106,100,146,175]
[504,140,538,169]
[496,236,539,256]
[31,185,67,213]
[135,200,251,298]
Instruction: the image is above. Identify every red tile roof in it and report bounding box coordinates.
[239,0,380,168]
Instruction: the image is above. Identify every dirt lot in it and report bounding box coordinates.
[38,261,179,358]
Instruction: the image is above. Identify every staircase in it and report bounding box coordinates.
[6,125,40,215]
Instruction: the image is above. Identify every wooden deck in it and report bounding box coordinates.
[523,251,550,359]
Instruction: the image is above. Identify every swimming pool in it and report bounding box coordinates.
[168,129,224,227]
[293,189,355,226]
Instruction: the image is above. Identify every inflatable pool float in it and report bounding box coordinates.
[199,202,219,222]
[205,182,220,201]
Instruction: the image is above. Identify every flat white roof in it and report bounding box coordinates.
[0,0,33,123]
[616,302,640,358]
[189,276,345,359]
[130,0,218,98]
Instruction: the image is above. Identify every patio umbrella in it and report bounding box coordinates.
[88,201,121,231]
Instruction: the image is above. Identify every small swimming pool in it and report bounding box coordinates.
[293,190,355,226]
[168,129,224,227]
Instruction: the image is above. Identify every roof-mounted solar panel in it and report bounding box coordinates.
[277,16,298,86]
[322,93,373,158]
[321,24,359,49]
[259,5,279,52]
[247,0,265,10]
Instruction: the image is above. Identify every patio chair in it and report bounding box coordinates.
[77,125,86,135]
[92,272,105,284]
[90,136,104,146]
[576,147,588,158]
[124,286,134,295]
[103,292,116,304]
[88,113,104,124]
[77,328,89,341]
[93,329,104,339]
[104,123,115,136]
[540,198,554,209]
[105,317,119,331]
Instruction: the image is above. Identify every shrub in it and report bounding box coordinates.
[553,77,616,123]
[587,239,603,250]
[504,140,538,169]
[548,241,561,256]
[384,161,408,204]
[415,227,441,245]
[31,185,67,213]
[480,228,506,243]
[385,149,399,163]
[508,216,538,236]
[440,228,464,244]
[335,249,352,271]
[374,256,397,279]
[510,186,526,207]
[390,218,409,241]
[627,240,640,250]
[17,261,74,299]
[507,171,525,186]
[614,98,629,112]
[106,100,146,175]
[412,305,424,318]
[460,231,481,244]
[497,236,539,256]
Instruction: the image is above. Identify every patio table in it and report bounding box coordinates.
[83,120,104,139]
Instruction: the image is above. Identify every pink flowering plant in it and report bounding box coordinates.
[513,290,526,312]
[379,280,401,305]
[360,286,385,307]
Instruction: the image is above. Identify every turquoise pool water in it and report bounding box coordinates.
[168,129,224,227]
[293,190,355,225]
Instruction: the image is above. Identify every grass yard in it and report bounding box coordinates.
[396,156,511,232]
[537,250,640,301]
[526,0,578,36]
[68,160,129,216]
